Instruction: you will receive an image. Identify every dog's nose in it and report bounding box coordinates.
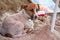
[35,16,37,19]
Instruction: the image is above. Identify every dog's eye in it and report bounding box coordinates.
[30,9,33,12]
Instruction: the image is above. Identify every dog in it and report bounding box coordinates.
[0,3,41,38]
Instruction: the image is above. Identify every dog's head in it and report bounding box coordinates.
[21,3,39,20]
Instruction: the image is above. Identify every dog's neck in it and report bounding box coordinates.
[23,11,30,18]
[19,9,31,19]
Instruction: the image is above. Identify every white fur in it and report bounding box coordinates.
[26,19,34,30]
[1,9,34,38]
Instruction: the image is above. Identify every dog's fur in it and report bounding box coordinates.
[1,9,34,38]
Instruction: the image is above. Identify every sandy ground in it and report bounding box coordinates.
[0,14,60,40]
[0,25,58,40]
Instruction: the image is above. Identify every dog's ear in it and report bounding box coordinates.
[28,0,32,3]
[36,4,40,11]
[21,4,28,10]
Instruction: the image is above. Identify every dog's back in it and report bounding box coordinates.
[1,10,30,38]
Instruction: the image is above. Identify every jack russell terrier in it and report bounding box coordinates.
[0,3,39,38]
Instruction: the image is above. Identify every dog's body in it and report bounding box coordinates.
[1,9,34,38]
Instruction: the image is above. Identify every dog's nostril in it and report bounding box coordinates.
[35,16,37,19]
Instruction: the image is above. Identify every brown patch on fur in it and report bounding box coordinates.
[26,3,38,10]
